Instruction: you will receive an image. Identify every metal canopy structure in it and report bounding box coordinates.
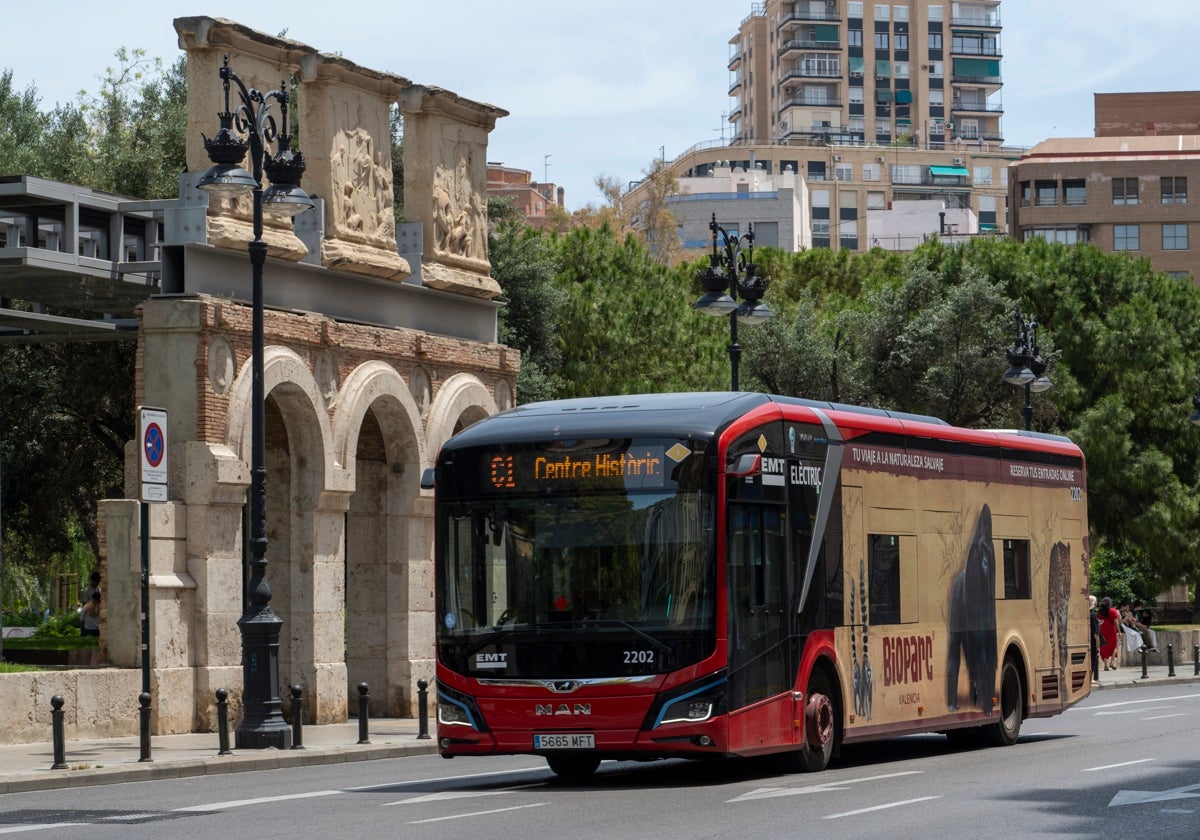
[0,175,163,343]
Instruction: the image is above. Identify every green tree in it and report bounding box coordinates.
[488,198,566,403]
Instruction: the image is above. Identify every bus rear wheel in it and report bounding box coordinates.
[983,657,1023,747]
[546,754,601,782]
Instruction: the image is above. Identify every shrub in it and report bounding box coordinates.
[31,611,83,639]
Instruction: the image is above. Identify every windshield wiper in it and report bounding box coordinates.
[578,618,672,657]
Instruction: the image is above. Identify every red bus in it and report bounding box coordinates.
[430,392,1091,779]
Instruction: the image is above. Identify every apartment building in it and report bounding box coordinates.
[729,0,1002,149]
[486,164,564,227]
[1009,135,1200,280]
[627,0,1014,254]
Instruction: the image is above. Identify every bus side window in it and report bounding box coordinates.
[1003,538,1032,599]
[868,534,901,625]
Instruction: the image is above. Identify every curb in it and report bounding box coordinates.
[0,740,439,794]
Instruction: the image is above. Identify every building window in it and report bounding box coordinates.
[893,5,909,22]
[849,1,864,16]
[894,61,909,78]
[1063,179,1086,206]
[1112,177,1138,205]
[1035,180,1057,207]
[929,32,943,50]
[862,163,881,181]
[1114,224,1140,251]
[1163,223,1189,250]
[875,32,890,49]
[875,5,890,20]
[928,61,943,77]
[928,4,943,21]
[868,535,901,625]
[974,166,992,185]
[929,90,944,108]
[894,33,909,51]
[835,163,854,181]
[849,29,863,47]
[849,87,865,105]
[867,190,886,209]
[1027,228,1084,245]
[958,118,979,139]
[1162,176,1188,204]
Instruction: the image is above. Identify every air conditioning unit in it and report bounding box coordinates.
[877,156,887,163]
[953,157,964,165]
[833,155,843,161]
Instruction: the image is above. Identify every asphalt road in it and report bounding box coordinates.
[1,683,1197,839]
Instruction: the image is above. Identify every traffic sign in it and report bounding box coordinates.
[139,407,168,502]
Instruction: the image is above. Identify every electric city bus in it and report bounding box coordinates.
[428,392,1090,780]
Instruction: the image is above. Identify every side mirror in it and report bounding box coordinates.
[420,467,436,490]
[729,453,762,477]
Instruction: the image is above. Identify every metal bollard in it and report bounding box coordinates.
[50,695,68,770]
[1140,645,1148,679]
[417,678,431,740]
[1194,645,1199,677]
[215,688,233,755]
[290,685,305,750]
[1168,643,1176,677]
[357,682,371,744]
[139,692,152,762]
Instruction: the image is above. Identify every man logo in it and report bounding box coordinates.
[535,704,592,716]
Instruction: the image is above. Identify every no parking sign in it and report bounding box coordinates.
[139,406,168,503]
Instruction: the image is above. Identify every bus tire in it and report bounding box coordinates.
[983,656,1023,748]
[546,754,601,782]
[794,670,837,773]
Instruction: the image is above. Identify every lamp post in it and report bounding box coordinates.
[198,55,315,749]
[1001,307,1052,431]
[693,214,774,390]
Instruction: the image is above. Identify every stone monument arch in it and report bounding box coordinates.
[93,17,518,734]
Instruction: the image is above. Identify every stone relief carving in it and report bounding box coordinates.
[314,350,339,407]
[208,337,235,395]
[410,367,432,416]
[432,136,487,264]
[331,126,394,247]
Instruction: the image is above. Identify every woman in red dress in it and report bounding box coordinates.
[1097,596,1120,669]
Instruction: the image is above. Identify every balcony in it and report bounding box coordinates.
[779,37,841,57]
[951,12,1001,28]
[951,100,1004,115]
[778,7,841,32]
[778,96,844,112]
[728,45,742,70]
[779,65,842,83]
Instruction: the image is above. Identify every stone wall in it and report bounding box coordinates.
[0,670,142,745]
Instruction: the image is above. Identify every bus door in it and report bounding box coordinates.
[725,431,792,752]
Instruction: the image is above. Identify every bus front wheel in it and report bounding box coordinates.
[546,754,601,782]
[793,670,837,772]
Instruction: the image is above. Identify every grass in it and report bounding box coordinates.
[0,660,42,673]
[2,636,98,651]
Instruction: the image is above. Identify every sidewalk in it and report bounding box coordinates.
[2,662,1197,795]
[0,716,438,794]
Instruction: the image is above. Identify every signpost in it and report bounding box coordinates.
[137,407,168,696]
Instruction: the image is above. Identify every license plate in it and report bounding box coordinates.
[533,733,595,750]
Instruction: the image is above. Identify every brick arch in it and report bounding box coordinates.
[426,372,498,458]
[331,360,427,481]
[224,345,341,494]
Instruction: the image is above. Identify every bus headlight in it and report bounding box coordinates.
[437,684,488,731]
[648,674,727,729]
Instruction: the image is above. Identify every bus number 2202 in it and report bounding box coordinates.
[624,649,654,665]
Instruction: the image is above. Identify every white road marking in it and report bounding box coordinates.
[0,826,82,835]
[407,803,548,824]
[1095,706,1172,715]
[728,770,922,802]
[174,790,341,812]
[345,765,549,792]
[384,790,511,806]
[1110,783,1200,807]
[1086,692,1200,711]
[1083,758,1155,773]
[1144,713,1188,720]
[824,796,940,819]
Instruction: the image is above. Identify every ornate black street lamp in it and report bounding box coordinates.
[1001,307,1052,431]
[198,55,314,749]
[693,214,774,390]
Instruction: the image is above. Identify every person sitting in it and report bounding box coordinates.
[1118,603,1145,652]
[1129,601,1158,651]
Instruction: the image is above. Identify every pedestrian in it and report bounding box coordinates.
[81,571,101,605]
[1089,595,1101,686]
[1097,596,1120,670]
[80,590,101,637]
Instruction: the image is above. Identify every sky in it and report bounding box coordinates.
[5,1,1200,212]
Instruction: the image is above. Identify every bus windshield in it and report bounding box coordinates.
[435,439,716,678]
